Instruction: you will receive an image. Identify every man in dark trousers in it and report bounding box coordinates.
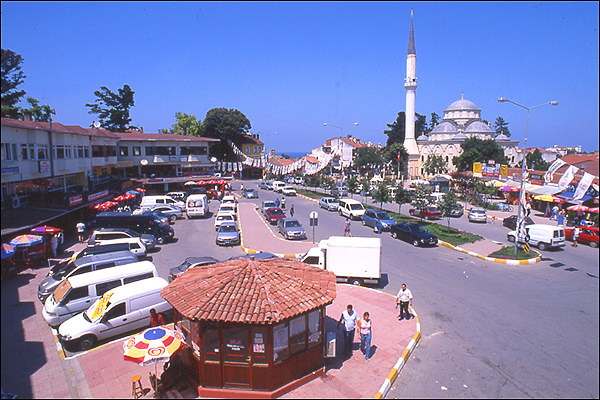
[396,283,413,320]
[337,304,359,358]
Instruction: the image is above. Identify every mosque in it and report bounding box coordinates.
[402,11,520,178]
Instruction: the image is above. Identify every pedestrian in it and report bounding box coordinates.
[572,226,580,247]
[50,233,59,258]
[76,221,86,243]
[557,209,565,227]
[275,197,281,208]
[396,283,413,320]
[551,205,559,220]
[337,304,359,358]
[544,203,551,217]
[150,308,165,327]
[373,219,382,234]
[290,205,294,218]
[357,311,372,360]
[344,218,352,237]
[281,197,286,209]
[524,201,532,217]
[241,183,245,192]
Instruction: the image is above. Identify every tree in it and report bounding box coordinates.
[371,183,391,209]
[423,154,448,176]
[354,147,384,174]
[85,84,136,132]
[494,117,510,137]
[1,49,27,119]
[203,107,252,160]
[521,149,550,171]
[394,187,412,214]
[160,112,204,136]
[382,143,409,173]
[410,184,433,217]
[347,175,358,198]
[22,97,55,122]
[383,111,406,146]
[415,113,427,137]
[429,112,440,132]
[438,191,459,228]
[452,137,507,172]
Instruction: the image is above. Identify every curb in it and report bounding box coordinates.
[439,240,542,265]
[297,192,319,203]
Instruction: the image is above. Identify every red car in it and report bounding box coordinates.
[206,189,220,200]
[564,226,599,248]
[409,206,442,220]
[265,207,286,225]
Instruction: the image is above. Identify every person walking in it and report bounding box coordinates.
[76,221,86,243]
[344,218,352,237]
[337,304,359,358]
[281,197,286,209]
[557,209,565,227]
[150,308,165,327]
[290,205,294,218]
[572,226,580,247]
[50,234,59,258]
[550,205,559,221]
[396,283,413,320]
[357,311,372,360]
[275,197,281,208]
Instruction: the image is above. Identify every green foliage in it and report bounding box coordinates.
[438,191,459,227]
[160,112,204,136]
[410,184,433,214]
[346,175,358,196]
[382,142,409,171]
[423,154,448,176]
[85,84,136,132]
[453,137,508,172]
[1,49,26,119]
[394,187,412,213]
[429,112,440,131]
[383,111,406,146]
[494,116,510,137]
[354,147,384,174]
[521,149,551,171]
[415,113,427,137]
[371,183,391,208]
[22,97,55,122]
[203,107,251,160]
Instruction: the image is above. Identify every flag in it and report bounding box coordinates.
[557,165,579,190]
[543,159,566,183]
[573,172,594,201]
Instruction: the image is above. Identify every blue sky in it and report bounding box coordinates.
[2,2,598,153]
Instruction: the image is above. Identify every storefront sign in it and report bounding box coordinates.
[147,178,164,183]
[169,155,188,162]
[1,166,19,174]
[38,161,51,173]
[87,190,109,202]
[482,164,500,178]
[69,194,83,207]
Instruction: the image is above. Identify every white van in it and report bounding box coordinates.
[221,195,237,205]
[186,194,209,218]
[42,261,158,327]
[338,199,366,220]
[82,237,147,259]
[140,195,185,211]
[272,181,286,193]
[58,277,171,351]
[507,224,565,250]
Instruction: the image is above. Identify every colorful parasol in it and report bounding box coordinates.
[113,195,127,202]
[533,194,565,203]
[567,204,589,212]
[126,190,139,195]
[10,234,44,248]
[2,243,16,260]
[30,226,63,235]
[588,207,599,213]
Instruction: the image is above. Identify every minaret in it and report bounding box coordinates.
[404,10,420,177]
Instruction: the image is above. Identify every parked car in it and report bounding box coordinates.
[409,207,442,220]
[277,218,307,240]
[168,256,219,282]
[68,241,136,263]
[226,252,278,261]
[564,226,599,247]
[362,209,396,231]
[216,222,241,246]
[186,194,209,218]
[282,187,297,196]
[218,204,237,218]
[260,181,272,190]
[447,205,464,218]
[166,192,188,202]
[206,189,220,200]
[93,212,174,244]
[468,207,487,223]
[141,210,169,225]
[338,199,366,220]
[507,224,565,250]
[390,223,438,247]
[330,186,349,197]
[87,228,157,249]
[214,212,236,230]
[243,188,259,199]
[260,200,278,214]
[150,204,184,222]
[502,215,535,230]
[319,197,339,211]
[294,177,304,185]
[140,195,185,211]
[265,207,286,225]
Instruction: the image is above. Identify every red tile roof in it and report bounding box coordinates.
[304,155,319,164]
[161,258,337,324]
[1,118,117,138]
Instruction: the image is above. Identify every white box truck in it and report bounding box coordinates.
[300,236,381,286]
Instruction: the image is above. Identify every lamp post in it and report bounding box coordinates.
[323,122,359,183]
[498,97,558,254]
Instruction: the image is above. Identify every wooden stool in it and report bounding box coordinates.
[131,375,144,399]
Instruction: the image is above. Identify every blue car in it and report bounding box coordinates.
[362,209,396,231]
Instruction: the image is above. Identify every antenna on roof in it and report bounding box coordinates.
[93,121,101,128]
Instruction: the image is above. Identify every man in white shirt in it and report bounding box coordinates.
[337,304,359,358]
[396,283,413,321]
[76,222,85,243]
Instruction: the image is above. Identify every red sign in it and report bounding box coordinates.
[69,194,83,207]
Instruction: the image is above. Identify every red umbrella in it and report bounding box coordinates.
[30,226,63,235]
[588,207,599,213]
[113,196,125,202]
[567,205,589,212]
[134,188,146,193]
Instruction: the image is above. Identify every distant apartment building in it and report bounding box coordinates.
[311,135,372,169]
[232,133,264,178]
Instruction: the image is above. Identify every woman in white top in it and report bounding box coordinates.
[358,311,372,360]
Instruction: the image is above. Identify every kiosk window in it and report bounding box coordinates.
[289,315,307,355]
[251,326,268,365]
[308,309,322,346]
[203,325,220,362]
[222,327,249,363]
[273,322,289,363]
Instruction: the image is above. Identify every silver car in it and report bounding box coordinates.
[319,197,339,211]
[216,222,240,246]
[260,200,278,214]
[150,204,184,223]
[468,207,487,223]
[277,218,307,240]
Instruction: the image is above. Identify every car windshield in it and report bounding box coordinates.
[52,261,77,280]
[410,225,428,234]
[218,215,233,221]
[264,202,276,207]
[377,212,392,220]
[350,204,364,210]
[285,221,301,228]
[219,225,237,232]
[270,209,284,216]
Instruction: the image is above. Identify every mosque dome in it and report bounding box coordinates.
[452,133,468,140]
[444,98,480,112]
[430,121,458,134]
[417,134,429,142]
[495,133,510,141]
[464,121,494,133]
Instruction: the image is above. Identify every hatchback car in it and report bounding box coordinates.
[447,205,464,218]
[319,197,339,211]
[243,188,259,199]
[150,204,184,222]
[168,256,219,282]
[265,207,286,225]
[409,207,442,220]
[282,187,297,196]
[362,209,396,231]
[390,223,438,247]
[564,226,599,247]
[218,204,237,218]
[277,218,307,240]
[214,212,236,230]
[294,177,304,185]
[216,222,241,246]
[468,207,488,223]
[260,200,278,214]
[502,215,534,230]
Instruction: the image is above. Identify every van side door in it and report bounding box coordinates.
[98,302,130,338]
[61,286,91,319]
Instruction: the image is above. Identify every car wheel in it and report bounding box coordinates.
[391,231,398,239]
[507,235,515,243]
[538,242,547,251]
[412,240,419,247]
[350,278,363,286]
[79,335,97,351]
[169,215,176,224]
[589,241,598,248]
[339,210,342,216]
[157,237,165,245]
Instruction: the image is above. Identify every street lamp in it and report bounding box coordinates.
[498,97,558,254]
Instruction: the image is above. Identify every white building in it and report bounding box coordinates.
[310,136,368,169]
